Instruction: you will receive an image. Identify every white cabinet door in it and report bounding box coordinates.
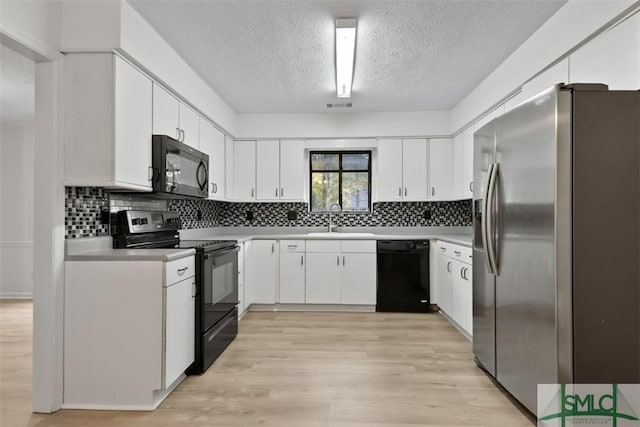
[402,138,428,200]
[428,138,453,200]
[164,278,195,388]
[114,56,153,189]
[279,252,306,303]
[461,128,474,199]
[377,139,403,201]
[234,140,256,200]
[464,264,473,335]
[152,83,180,140]
[341,253,376,305]
[256,140,280,200]
[452,133,463,199]
[279,140,305,201]
[248,240,277,304]
[436,251,453,316]
[305,252,341,304]
[225,136,234,200]
[178,103,200,149]
[451,260,467,331]
[199,119,225,200]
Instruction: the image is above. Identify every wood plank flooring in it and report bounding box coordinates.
[1,300,533,426]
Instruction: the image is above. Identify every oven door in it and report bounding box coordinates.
[202,246,239,330]
[153,135,209,198]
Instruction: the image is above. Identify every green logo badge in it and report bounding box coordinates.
[538,384,640,427]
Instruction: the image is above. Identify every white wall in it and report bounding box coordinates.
[236,110,451,139]
[451,0,638,133]
[0,123,35,298]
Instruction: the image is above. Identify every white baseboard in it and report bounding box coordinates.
[0,293,33,299]
[248,303,375,312]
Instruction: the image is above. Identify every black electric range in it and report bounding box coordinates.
[113,210,239,375]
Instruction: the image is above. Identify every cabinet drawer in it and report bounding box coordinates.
[461,247,473,265]
[280,240,306,253]
[165,256,195,285]
[436,241,455,259]
[306,240,341,253]
[341,240,376,253]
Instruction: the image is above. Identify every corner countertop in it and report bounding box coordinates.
[179,227,472,247]
[64,237,196,262]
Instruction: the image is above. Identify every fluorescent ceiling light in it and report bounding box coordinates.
[335,18,357,99]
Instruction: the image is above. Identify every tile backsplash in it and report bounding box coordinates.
[65,187,472,239]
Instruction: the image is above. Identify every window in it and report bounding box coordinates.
[310,151,371,212]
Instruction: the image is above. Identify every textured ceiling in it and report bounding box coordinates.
[0,44,35,123]
[128,0,566,114]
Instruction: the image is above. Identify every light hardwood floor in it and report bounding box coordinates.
[1,300,534,426]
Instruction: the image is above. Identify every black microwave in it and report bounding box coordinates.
[151,135,209,199]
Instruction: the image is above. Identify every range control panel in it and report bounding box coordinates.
[118,210,181,234]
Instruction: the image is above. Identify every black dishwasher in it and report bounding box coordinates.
[376,240,430,312]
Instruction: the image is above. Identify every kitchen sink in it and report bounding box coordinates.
[306,232,376,238]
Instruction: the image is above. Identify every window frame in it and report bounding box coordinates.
[309,150,372,212]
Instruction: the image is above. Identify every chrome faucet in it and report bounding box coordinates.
[327,203,342,232]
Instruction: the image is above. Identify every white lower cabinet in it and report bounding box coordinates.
[164,277,195,388]
[305,240,376,305]
[63,255,195,409]
[436,240,472,336]
[305,252,342,303]
[247,240,277,304]
[278,240,306,303]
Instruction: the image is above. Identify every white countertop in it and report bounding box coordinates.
[180,227,472,247]
[65,236,196,262]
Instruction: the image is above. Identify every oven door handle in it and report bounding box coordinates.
[205,245,241,261]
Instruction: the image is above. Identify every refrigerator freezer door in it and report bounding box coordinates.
[472,120,497,377]
[494,86,560,414]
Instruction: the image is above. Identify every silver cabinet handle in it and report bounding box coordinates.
[176,127,180,140]
[211,182,215,194]
[431,187,435,196]
[460,267,465,279]
[271,243,275,253]
[287,244,297,249]
[398,187,402,197]
[440,247,446,252]
[275,188,278,197]
[177,267,189,274]
[148,166,154,181]
[192,282,197,297]
[300,255,303,266]
[251,188,255,198]
[404,187,408,196]
[469,181,473,192]
[446,261,451,273]
[280,188,284,197]
[454,251,461,256]
[342,256,345,266]
[337,256,339,266]
[180,129,185,142]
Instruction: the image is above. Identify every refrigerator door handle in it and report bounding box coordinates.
[481,163,495,274]
[486,162,500,275]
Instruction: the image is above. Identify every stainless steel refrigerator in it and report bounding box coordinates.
[472,83,640,415]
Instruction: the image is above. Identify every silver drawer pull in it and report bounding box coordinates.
[288,245,298,249]
[177,267,189,274]
[440,247,446,251]
[454,251,461,256]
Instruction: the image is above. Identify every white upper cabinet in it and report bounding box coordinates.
[256,140,280,200]
[256,140,305,201]
[65,53,153,191]
[234,140,257,201]
[225,136,235,200]
[377,139,404,201]
[402,138,429,200]
[152,83,199,148]
[178,103,200,149]
[452,133,463,199]
[198,119,226,200]
[279,140,305,201]
[428,138,454,200]
[461,128,474,198]
[152,83,180,141]
[377,138,428,201]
